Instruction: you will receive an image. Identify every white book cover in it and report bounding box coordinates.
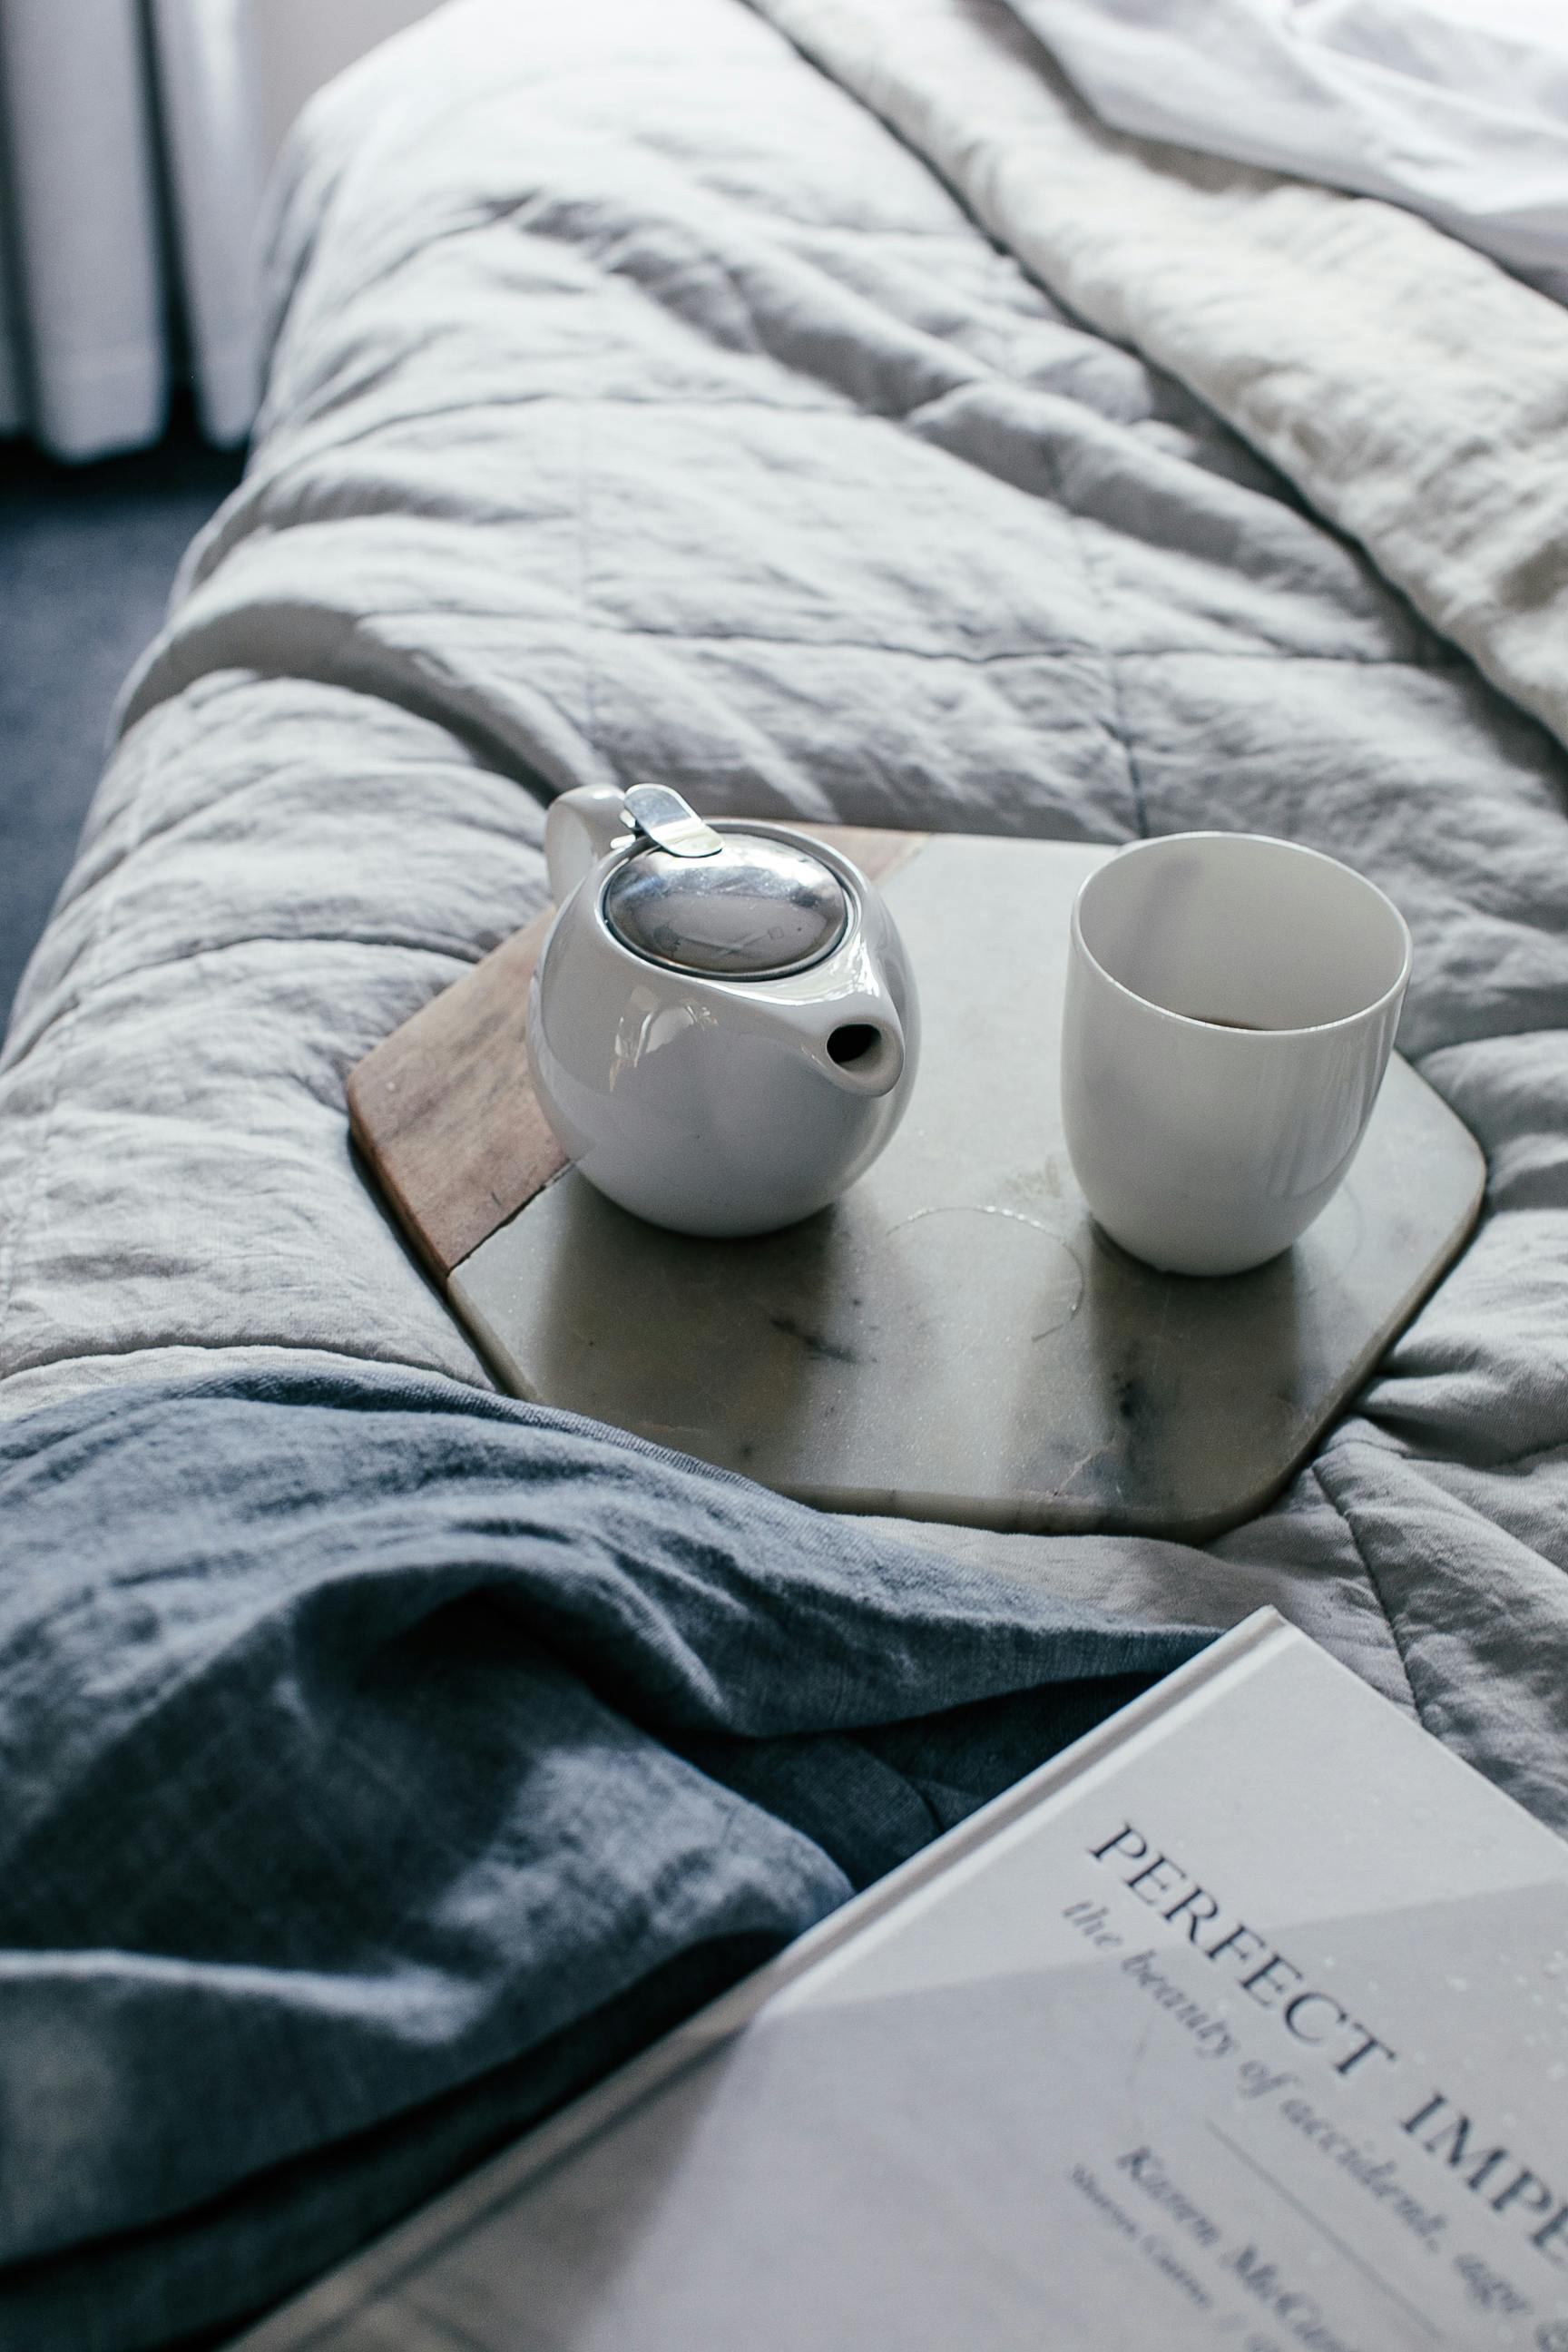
[235,1612,1568,2352]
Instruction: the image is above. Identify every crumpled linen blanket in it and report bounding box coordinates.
[1001,0,1568,298]
[1,0,1568,2337]
[763,0,1568,762]
[0,1367,1202,2347]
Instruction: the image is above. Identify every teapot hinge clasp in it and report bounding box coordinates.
[621,784,725,861]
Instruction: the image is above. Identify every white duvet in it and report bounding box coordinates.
[1008,0,1568,295]
[3,0,1568,1823]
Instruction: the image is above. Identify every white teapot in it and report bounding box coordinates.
[527,783,919,1237]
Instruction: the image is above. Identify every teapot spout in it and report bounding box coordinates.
[812,1006,906,1100]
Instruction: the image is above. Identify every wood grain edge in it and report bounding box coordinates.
[348,911,566,1279]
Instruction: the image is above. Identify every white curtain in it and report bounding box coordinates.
[0,0,268,461]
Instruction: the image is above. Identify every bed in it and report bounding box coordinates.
[2,0,1566,2339]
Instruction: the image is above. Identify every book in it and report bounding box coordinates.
[232,1611,1568,2351]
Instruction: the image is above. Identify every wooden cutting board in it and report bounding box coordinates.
[349,829,1484,1540]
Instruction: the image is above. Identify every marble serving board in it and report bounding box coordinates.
[349,832,1485,1541]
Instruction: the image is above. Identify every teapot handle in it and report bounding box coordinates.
[544,785,633,905]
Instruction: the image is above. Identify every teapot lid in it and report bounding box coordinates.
[602,787,848,980]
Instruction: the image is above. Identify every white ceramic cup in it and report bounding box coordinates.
[1061,832,1412,1277]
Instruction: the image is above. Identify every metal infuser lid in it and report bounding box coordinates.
[602,784,849,980]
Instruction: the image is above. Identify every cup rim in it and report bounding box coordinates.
[1071,830,1413,1040]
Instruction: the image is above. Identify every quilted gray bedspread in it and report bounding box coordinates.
[1,0,1566,2334]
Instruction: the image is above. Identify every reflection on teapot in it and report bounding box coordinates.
[527,784,920,1237]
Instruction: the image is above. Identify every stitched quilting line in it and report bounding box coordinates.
[1359,1427,1568,1479]
[201,389,877,593]
[578,394,598,768]
[0,693,217,1371]
[121,616,589,792]
[587,624,1440,670]
[1025,426,1149,837]
[2,678,547,1074]
[2,934,495,1080]
[140,595,1441,671]
[198,188,1455,703]
[311,146,979,314]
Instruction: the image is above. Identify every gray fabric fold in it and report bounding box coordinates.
[0,1365,1206,2346]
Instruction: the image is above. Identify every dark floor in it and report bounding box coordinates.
[0,412,244,1027]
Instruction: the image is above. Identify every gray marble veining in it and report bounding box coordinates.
[451,839,1484,1539]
